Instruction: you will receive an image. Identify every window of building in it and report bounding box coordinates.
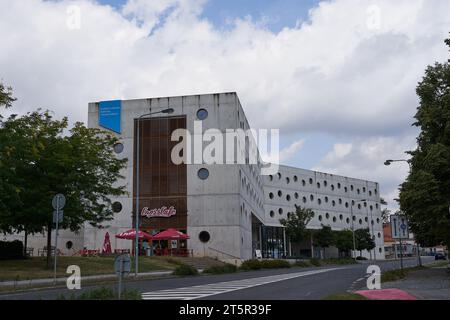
[310,194,314,201]
[331,184,335,191]
[379,247,382,253]
[358,204,361,209]
[324,181,328,187]
[357,188,360,195]
[66,241,73,250]
[199,231,210,243]
[376,218,380,224]
[378,232,381,238]
[112,201,122,213]
[198,168,209,180]
[294,175,298,182]
[269,192,274,199]
[294,192,299,199]
[317,182,321,189]
[302,180,306,186]
[365,217,368,222]
[278,208,283,215]
[286,177,290,184]
[270,211,275,218]
[369,190,372,196]
[318,198,322,205]
[325,213,330,219]
[359,219,362,225]
[333,216,336,222]
[277,172,282,179]
[337,183,341,189]
[350,185,354,191]
[363,187,366,193]
[318,215,323,221]
[346,217,350,224]
[196,109,208,120]
[113,143,124,154]
[309,178,313,184]
[286,194,291,201]
[339,214,343,220]
[344,186,348,193]
[345,202,349,208]
[303,197,307,203]
[332,200,336,207]
[339,198,342,205]
[325,196,329,203]
[353,216,356,221]
[269,175,273,181]
[278,190,282,197]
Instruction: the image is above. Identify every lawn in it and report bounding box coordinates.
[0,256,180,282]
[323,293,367,300]
[381,266,428,283]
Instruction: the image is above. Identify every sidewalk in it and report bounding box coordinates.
[382,264,450,300]
[0,270,173,288]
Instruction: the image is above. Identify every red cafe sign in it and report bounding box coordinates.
[141,206,176,218]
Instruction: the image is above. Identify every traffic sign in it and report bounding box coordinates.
[53,210,64,224]
[390,215,409,239]
[114,254,131,276]
[52,194,66,210]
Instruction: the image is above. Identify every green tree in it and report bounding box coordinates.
[399,36,450,248]
[0,82,15,110]
[355,228,375,258]
[0,110,128,266]
[280,205,314,252]
[334,229,353,258]
[314,225,335,259]
[380,198,390,224]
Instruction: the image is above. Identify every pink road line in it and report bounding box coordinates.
[355,289,417,300]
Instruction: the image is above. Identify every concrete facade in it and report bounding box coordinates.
[5,92,384,261]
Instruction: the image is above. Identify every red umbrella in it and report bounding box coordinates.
[115,229,153,240]
[150,228,189,240]
[102,232,112,254]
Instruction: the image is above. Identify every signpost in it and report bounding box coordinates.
[390,215,409,270]
[52,194,65,285]
[114,254,131,299]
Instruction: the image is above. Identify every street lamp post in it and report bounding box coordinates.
[384,159,422,267]
[134,107,174,277]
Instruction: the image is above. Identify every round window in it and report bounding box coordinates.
[270,211,275,218]
[112,201,122,213]
[113,143,124,154]
[197,109,208,120]
[66,241,73,250]
[199,231,210,243]
[198,168,209,180]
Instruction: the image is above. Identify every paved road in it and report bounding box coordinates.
[0,257,433,300]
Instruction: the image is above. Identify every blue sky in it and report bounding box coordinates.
[99,0,321,32]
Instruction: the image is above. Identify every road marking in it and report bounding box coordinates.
[142,268,341,300]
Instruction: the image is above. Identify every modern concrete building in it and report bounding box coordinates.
[4,92,384,261]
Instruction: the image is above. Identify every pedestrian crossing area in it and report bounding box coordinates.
[142,268,340,300]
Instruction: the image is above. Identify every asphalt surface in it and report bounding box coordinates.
[0,256,434,300]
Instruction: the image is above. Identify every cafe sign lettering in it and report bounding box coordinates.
[141,206,176,218]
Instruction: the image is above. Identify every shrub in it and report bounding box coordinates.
[295,260,312,268]
[203,263,238,274]
[0,240,24,260]
[260,259,291,269]
[240,259,262,270]
[309,258,322,266]
[322,258,357,265]
[172,264,199,276]
[356,256,368,260]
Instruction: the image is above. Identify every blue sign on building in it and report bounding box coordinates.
[99,100,121,133]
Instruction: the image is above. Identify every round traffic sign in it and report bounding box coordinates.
[52,194,66,210]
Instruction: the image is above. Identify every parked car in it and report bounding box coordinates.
[435,253,447,260]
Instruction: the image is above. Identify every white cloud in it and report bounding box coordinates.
[261,138,305,164]
[0,0,449,207]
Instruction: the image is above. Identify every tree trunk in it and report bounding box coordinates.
[46,223,52,268]
[23,230,28,257]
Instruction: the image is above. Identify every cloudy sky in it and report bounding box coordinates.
[1,0,449,211]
